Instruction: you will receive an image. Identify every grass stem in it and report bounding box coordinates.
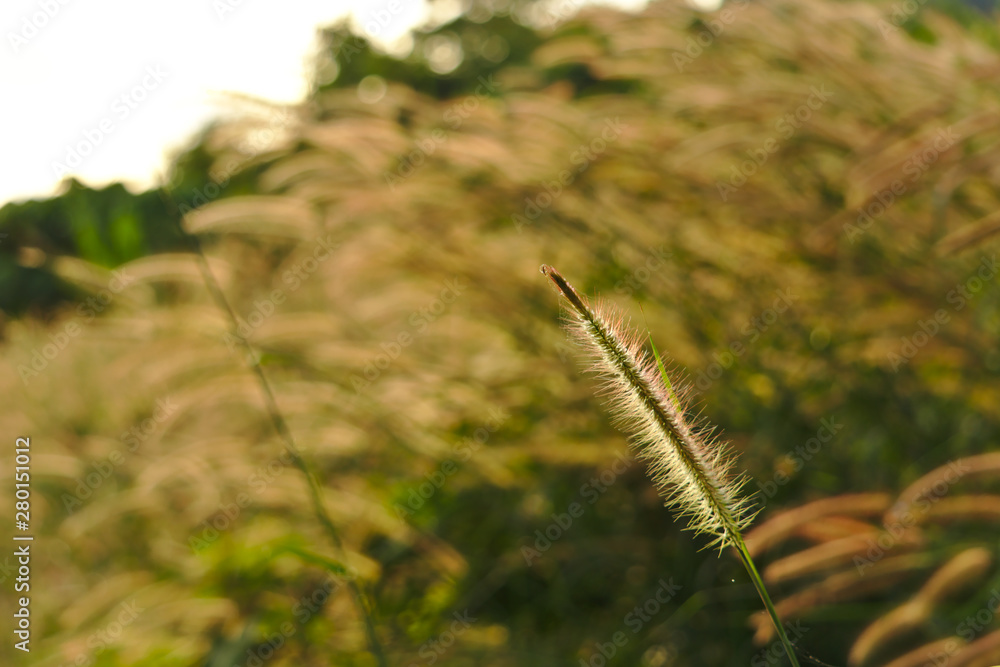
[159,186,388,667]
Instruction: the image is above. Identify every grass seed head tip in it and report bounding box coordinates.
[540,264,588,314]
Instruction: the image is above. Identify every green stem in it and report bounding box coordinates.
[159,186,388,667]
[649,332,800,665]
[731,533,801,667]
[648,329,800,665]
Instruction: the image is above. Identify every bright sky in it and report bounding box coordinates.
[0,0,650,208]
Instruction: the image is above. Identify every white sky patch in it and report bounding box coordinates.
[0,0,645,207]
[685,0,725,11]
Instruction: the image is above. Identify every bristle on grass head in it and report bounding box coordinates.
[541,264,755,552]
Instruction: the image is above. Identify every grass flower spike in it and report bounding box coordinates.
[541,264,802,667]
[540,264,752,550]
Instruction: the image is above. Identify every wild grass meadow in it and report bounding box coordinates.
[4,0,1000,665]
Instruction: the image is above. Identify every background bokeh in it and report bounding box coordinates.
[4,0,1000,665]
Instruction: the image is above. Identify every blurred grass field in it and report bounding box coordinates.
[5,0,1000,664]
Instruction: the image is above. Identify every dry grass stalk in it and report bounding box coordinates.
[763,534,920,585]
[886,453,1000,526]
[849,548,993,665]
[751,554,936,645]
[745,493,891,557]
[793,516,881,544]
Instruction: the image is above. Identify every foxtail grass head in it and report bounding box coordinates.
[541,264,755,552]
